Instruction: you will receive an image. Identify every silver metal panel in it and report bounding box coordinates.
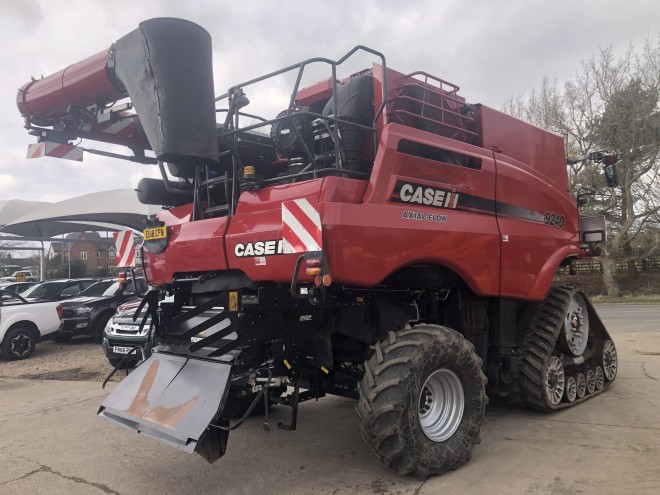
[98,352,231,452]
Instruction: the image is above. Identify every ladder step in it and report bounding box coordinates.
[204,204,230,215]
[200,175,227,187]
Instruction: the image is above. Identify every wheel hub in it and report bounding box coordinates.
[11,334,31,357]
[418,369,464,443]
[419,387,433,415]
[562,295,589,356]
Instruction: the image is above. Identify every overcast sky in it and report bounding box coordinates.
[0,0,658,204]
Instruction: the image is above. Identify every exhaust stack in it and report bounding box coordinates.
[17,18,219,167]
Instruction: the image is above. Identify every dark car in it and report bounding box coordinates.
[102,297,152,367]
[21,279,97,302]
[55,278,148,343]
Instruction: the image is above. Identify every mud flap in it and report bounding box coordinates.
[98,352,231,462]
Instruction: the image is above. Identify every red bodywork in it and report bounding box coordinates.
[141,65,578,302]
[17,56,578,303]
[17,50,124,123]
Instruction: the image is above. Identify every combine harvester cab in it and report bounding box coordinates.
[17,17,619,477]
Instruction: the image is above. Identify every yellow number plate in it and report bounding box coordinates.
[144,227,167,240]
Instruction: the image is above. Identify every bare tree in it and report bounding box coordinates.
[0,238,28,260]
[503,37,660,296]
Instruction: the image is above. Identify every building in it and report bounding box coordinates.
[47,231,141,276]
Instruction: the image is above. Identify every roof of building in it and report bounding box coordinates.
[49,231,118,253]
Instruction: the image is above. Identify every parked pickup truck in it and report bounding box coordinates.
[0,290,63,360]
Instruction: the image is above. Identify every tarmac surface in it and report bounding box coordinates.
[0,304,658,494]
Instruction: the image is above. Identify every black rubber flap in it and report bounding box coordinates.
[112,18,219,167]
[98,352,230,453]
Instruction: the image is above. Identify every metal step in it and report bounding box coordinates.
[200,175,227,187]
[203,204,230,216]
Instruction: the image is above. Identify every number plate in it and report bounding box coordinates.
[116,324,139,332]
[113,346,133,354]
[144,226,167,240]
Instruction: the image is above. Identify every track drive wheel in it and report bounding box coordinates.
[356,325,487,478]
[558,292,589,357]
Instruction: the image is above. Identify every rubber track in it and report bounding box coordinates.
[516,286,612,411]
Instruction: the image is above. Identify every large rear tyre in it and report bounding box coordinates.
[356,325,487,478]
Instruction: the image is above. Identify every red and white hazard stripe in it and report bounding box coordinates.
[27,142,83,161]
[282,197,323,254]
[113,231,136,267]
[98,119,135,136]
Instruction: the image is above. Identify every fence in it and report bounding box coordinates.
[572,257,660,273]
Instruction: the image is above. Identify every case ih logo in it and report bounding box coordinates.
[391,180,459,210]
[234,240,285,257]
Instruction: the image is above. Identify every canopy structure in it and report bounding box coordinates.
[0,199,52,227]
[2,189,157,233]
[1,220,122,238]
[0,189,157,281]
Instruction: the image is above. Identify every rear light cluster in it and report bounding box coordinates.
[305,257,332,287]
[56,304,63,320]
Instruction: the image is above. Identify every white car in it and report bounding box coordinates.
[0,270,39,283]
[0,290,63,360]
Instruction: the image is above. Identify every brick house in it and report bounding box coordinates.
[48,231,142,276]
[48,232,118,276]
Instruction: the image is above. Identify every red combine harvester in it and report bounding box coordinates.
[17,18,619,477]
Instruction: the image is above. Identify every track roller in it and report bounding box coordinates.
[594,366,605,391]
[564,376,577,403]
[595,339,618,382]
[576,373,586,399]
[586,369,596,394]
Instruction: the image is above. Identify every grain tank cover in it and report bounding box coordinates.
[110,18,219,166]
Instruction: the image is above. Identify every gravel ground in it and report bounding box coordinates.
[0,338,133,382]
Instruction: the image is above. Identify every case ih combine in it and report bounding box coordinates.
[17,18,619,477]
